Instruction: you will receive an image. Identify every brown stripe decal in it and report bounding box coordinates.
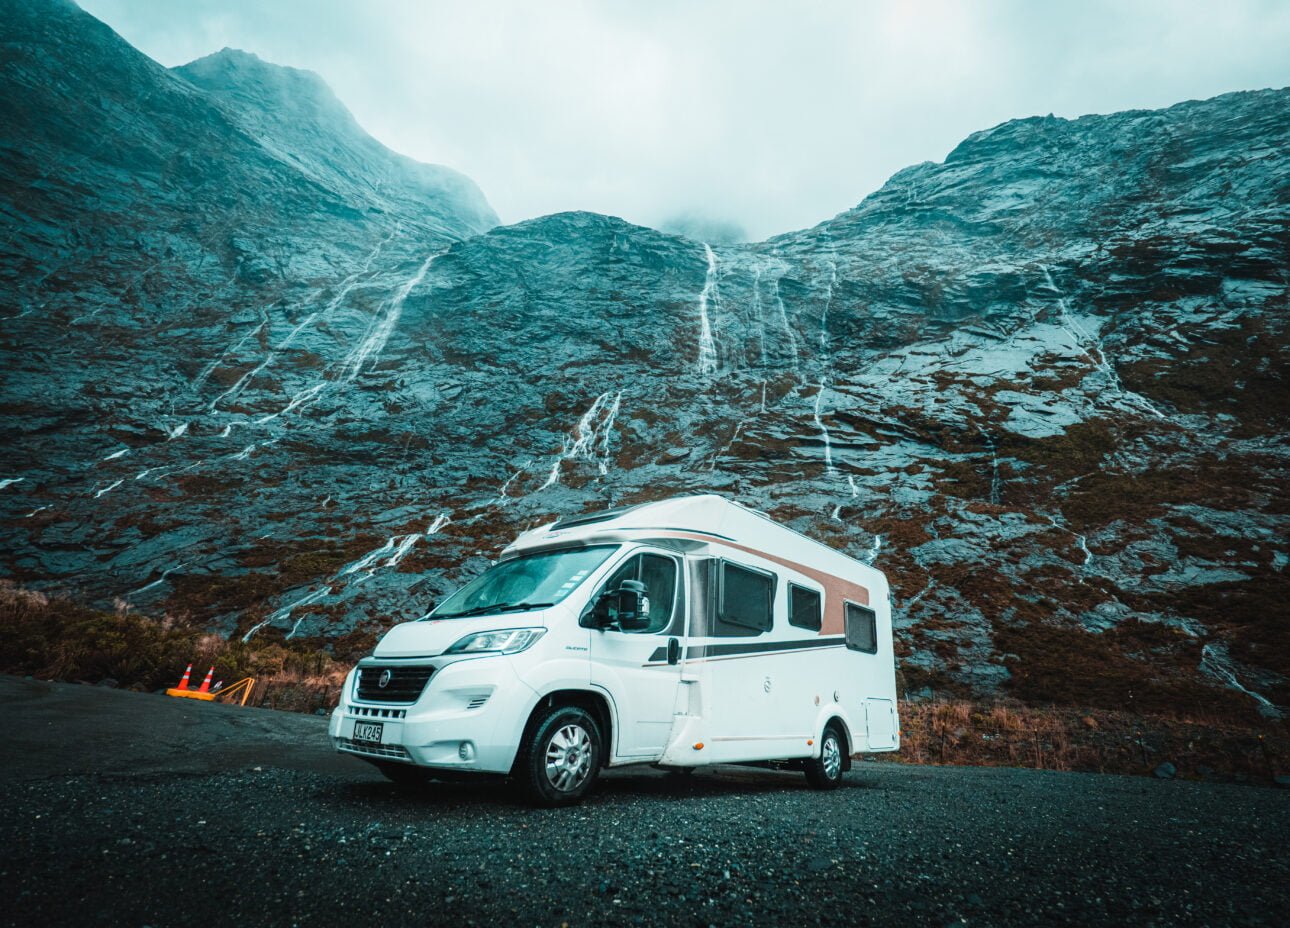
[651,531,869,635]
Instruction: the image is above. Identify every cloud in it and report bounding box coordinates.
[81,0,1290,240]
[659,213,749,246]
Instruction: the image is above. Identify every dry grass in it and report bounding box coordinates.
[889,698,1288,781]
[0,580,362,714]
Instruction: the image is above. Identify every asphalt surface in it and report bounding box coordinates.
[1,677,1287,927]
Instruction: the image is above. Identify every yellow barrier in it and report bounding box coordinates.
[164,661,255,707]
[213,677,256,707]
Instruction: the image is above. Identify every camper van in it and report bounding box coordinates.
[329,494,899,805]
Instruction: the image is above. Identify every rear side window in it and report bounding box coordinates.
[844,602,877,653]
[789,584,822,631]
[715,561,774,635]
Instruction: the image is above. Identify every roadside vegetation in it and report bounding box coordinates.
[890,699,1286,783]
[2,580,1283,781]
[0,581,356,713]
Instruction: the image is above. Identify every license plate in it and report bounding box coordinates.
[353,721,383,744]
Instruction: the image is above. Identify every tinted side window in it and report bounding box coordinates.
[845,602,877,653]
[715,561,774,636]
[789,584,822,631]
[595,553,677,634]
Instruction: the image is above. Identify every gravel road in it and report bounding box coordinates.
[2,676,1287,927]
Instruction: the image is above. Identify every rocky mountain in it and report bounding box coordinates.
[173,48,496,239]
[1,0,1286,721]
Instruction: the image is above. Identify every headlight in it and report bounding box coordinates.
[444,628,546,655]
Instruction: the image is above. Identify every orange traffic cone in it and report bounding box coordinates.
[175,663,193,690]
[197,666,215,693]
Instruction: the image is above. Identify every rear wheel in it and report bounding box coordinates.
[517,706,602,806]
[805,723,846,790]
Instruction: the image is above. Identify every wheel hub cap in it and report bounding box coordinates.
[823,735,842,779]
[544,723,592,792]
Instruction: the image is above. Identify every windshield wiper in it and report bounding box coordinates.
[434,601,555,619]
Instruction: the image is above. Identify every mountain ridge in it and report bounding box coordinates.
[173,47,497,238]
[1,0,1287,723]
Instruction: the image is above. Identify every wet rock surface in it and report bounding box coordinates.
[3,678,1289,927]
[1,0,1288,716]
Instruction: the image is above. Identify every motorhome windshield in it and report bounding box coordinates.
[430,545,618,619]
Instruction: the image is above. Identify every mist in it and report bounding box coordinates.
[77,0,1290,239]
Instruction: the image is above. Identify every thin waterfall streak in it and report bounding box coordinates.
[772,277,800,370]
[709,419,748,472]
[812,380,835,475]
[128,562,186,597]
[280,588,334,640]
[753,268,768,368]
[1041,264,1166,421]
[820,234,839,352]
[210,234,392,409]
[496,465,530,505]
[986,436,1002,505]
[192,316,268,390]
[540,391,623,489]
[696,244,719,376]
[242,586,332,641]
[256,382,328,425]
[1200,643,1282,718]
[342,251,440,381]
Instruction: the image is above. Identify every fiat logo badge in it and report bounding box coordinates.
[378,669,392,689]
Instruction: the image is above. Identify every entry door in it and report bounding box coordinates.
[588,551,685,758]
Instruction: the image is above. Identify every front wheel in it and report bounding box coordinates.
[517,706,603,806]
[805,724,846,790]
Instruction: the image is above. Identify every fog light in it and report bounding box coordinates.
[458,741,475,761]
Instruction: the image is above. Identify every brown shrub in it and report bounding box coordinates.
[890,697,1287,780]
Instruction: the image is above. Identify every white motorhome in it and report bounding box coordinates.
[329,494,899,805]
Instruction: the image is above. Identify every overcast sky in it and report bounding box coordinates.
[81,0,1290,241]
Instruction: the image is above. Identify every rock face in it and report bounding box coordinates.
[1,0,1287,720]
[173,48,497,239]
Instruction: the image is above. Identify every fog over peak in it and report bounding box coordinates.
[79,0,1290,240]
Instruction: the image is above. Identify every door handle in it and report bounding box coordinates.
[667,637,680,665]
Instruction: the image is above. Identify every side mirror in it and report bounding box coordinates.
[616,580,650,631]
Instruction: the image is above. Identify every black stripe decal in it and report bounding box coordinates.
[645,638,845,663]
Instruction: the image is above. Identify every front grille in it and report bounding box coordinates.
[356,665,434,703]
[335,738,411,760]
[350,706,407,719]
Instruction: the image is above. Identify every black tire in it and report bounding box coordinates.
[372,761,430,789]
[805,723,846,790]
[517,705,603,806]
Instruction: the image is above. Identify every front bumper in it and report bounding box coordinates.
[329,654,534,774]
